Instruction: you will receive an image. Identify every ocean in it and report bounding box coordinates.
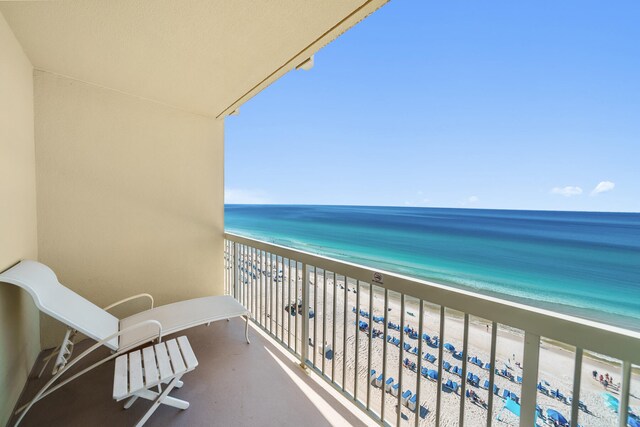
[224,205,640,331]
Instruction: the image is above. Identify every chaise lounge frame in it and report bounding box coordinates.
[0,260,250,426]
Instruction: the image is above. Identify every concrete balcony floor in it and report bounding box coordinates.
[12,319,372,427]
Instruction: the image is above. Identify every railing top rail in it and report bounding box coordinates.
[225,232,640,364]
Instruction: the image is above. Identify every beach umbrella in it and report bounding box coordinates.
[504,398,520,417]
[444,343,455,352]
[602,392,620,411]
[628,416,640,427]
[546,409,568,426]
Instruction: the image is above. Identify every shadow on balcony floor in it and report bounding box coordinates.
[12,318,371,427]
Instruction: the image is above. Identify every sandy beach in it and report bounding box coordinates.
[239,259,640,427]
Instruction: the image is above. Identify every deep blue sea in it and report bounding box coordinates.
[225,205,640,331]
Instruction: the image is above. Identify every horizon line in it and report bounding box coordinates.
[223,203,640,214]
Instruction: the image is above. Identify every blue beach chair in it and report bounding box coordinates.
[391,382,400,397]
[408,394,418,411]
[401,390,412,406]
[385,377,394,392]
[374,374,383,388]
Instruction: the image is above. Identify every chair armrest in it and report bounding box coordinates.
[104,293,154,312]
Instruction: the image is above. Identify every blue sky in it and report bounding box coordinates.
[225,1,640,212]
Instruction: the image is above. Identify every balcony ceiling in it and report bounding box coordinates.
[0,0,385,118]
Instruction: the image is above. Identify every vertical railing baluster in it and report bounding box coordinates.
[224,240,227,294]
[354,279,361,399]
[619,361,631,427]
[276,256,285,344]
[246,246,250,315]
[245,245,249,311]
[342,275,348,390]
[238,245,242,306]
[232,242,237,299]
[487,321,498,424]
[252,248,256,322]
[272,253,276,335]
[283,257,287,345]
[313,267,318,368]
[366,283,374,410]
[271,253,275,335]
[322,270,327,377]
[252,247,257,321]
[435,306,445,427]
[520,331,541,427]
[266,252,271,334]
[459,313,469,427]
[570,348,583,427]
[381,288,389,423]
[414,300,424,427]
[234,242,239,302]
[397,294,405,427]
[301,263,310,367]
[241,245,246,309]
[287,258,292,349]
[261,250,265,327]
[258,249,262,324]
[331,272,337,380]
[263,251,267,327]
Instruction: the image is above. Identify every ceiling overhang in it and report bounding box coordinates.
[0,0,388,118]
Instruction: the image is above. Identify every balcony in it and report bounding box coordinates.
[7,233,640,427]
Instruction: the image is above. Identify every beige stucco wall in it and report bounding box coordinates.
[34,70,225,348]
[0,12,41,426]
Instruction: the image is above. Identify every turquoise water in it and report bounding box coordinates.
[225,205,640,330]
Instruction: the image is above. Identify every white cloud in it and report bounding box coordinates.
[404,192,430,207]
[225,188,271,204]
[458,195,480,207]
[550,186,583,197]
[590,181,615,196]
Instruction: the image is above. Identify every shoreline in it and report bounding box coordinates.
[232,228,640,332]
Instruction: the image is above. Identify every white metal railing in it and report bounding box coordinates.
[224,232,640,427]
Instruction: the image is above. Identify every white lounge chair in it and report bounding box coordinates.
[0,260,250,426]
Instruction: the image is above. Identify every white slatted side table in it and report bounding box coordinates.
[113,336,198,427]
